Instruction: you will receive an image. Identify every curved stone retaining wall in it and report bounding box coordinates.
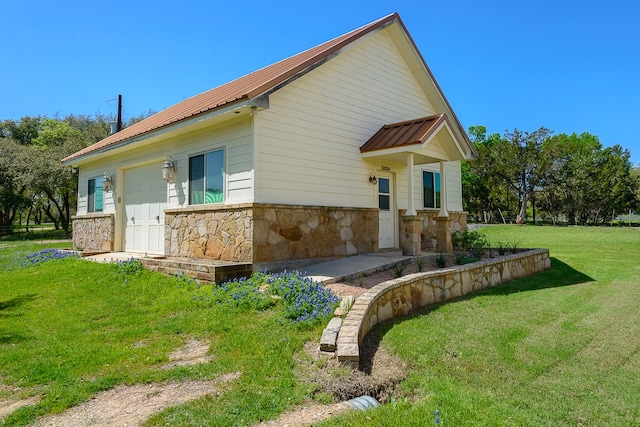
[335,248,551,367]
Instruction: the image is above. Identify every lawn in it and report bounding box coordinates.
[321,225,640,426]
[0,236,332,426]
[1,226,639,426]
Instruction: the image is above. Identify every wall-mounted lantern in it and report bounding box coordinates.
[162,156,177,182]
[369,172,378,185]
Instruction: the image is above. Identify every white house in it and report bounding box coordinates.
[63,12,476,270]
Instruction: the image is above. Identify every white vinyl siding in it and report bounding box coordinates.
[254,28,435,208]
[75,117,253,215]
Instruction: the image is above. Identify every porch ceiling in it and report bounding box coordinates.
[360,114,470,164]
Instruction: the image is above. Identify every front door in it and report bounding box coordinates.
[377,173,395,249]
[123,162,167,255]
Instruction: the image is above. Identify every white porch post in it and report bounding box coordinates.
[407,153,416,216]
[438,160,448,217]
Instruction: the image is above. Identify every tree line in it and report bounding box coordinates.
[0,113,151,232]
[463,126,640,225]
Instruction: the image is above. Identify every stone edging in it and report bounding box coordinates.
[335,248,551,367]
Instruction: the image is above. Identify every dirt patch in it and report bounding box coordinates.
[325,262,428,298]
[5,338,225,426]
[256,333,406,427]
[0,384,41,422]
[162,338,212,369]
[33,373,240,427]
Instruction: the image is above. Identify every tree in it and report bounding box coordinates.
[0,116,42,145]
[0,114,110,231]
[488,127,553,224]
[462,126,514,222]
[0,139,31,227]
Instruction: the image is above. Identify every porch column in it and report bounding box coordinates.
[407,153,416,216]
[438,160,448,217]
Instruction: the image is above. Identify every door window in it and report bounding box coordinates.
[378,177,390,211]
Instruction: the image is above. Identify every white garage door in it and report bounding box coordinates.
[123,162,167,255]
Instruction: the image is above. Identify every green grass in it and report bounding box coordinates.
[0,245,324,426]
[321,226,640,426]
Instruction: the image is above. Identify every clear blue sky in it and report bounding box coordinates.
[1,0,638,165]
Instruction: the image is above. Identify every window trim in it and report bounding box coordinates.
[188,148,226,205]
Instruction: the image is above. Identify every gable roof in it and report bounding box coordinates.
[64,12,475,164]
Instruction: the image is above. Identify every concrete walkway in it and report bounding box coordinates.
[83,250,413,284]
[302,251,412,284]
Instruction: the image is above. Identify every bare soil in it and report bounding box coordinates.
[325,262,434,298]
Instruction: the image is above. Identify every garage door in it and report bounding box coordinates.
[123,162,167,254]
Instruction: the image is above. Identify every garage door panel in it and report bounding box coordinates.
[123,162,167,255]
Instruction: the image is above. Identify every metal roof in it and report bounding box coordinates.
[63,13,400,163]
[360,114,446,153]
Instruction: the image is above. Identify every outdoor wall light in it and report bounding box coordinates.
[102,173,115,192]
[369,172,378,185]
[162,156,177,182]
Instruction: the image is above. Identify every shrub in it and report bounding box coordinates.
[414,256,427,272]
[453,228,489,258]
[432,252,448,268]
[496,237,522,255]
[392,263,407,278]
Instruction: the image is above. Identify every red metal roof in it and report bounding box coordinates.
[360,114,446,153]
[63,13,400,163]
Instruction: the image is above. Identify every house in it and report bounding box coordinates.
[63,12,477,271]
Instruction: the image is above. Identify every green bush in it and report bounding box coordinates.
[453,228,489,257]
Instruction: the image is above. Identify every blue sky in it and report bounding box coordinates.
[1,0,638,165]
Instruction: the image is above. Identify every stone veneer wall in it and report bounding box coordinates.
[336,248,551,367]
[72,214,115,252]
[415,210,467,249]
[164,204,253,262]
[253,204,379,267]
[163,203,378,268]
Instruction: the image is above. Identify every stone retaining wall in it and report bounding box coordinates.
[336,248,551,367]
[72,214,114,251]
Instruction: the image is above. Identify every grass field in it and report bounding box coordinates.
[1,226,639,426]
[0,235,326,426]
[321,226,640,426]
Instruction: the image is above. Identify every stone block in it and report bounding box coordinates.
[320,318,343,352]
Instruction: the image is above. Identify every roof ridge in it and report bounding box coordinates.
[63,13,400,164]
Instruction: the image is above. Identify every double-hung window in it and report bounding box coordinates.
[87,177,103,213]
[189,149,224,205]
[423,171,441,209]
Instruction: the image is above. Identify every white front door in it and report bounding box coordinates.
[377,173,395,249]
[123,162,167,255]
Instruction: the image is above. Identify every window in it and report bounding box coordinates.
[88,177,103,213]
[378,177,390,211]
[189,149,224,204]
[423,171,441,209]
